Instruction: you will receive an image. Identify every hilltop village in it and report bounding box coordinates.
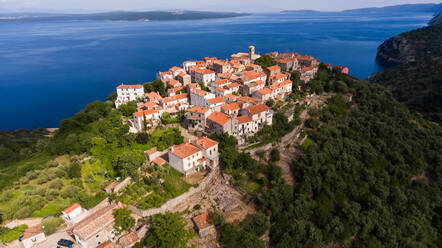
[1,47,351,248]
[116,46,348,147]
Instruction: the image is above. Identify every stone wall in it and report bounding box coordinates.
[128,165,219,217]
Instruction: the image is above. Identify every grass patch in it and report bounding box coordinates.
[31,202,68,218]
[301,138,315,151]
[0,224,28,243]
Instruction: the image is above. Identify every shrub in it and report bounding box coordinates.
[269,149,280,162]
[193,204,201,210]
[36,173,49,184]
[45,189,59,201]
[61,185,80,198]
[48,179,64,190]
[0,190,13,202]
[41,217,64,235]
[15,206,31,219]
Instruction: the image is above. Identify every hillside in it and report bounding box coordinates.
[376,23,442,67]
[212,66,442,247]
[429,11,442,25]
[282,3,442,14]
[0,10,248,22]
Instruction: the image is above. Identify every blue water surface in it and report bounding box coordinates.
[0,12,432,130]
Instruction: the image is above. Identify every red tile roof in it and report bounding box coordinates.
[246,104,270,115]
[191,89,210,97]
[193,212,212,230]
[188,106,210,114]
[221,102,241,111]
[70,204,119,240]
[152,157,166,165]
[257,88,272,95]
[146,92,162,100]
[162,93,188,103]
[208,97,224,105]
[208,111,230,126]
[192,68,215,75]
[135,109,158,117]
[169,66,183,72]
[266,65,281,71]
[235,115,253,124]
[63,203,81,214]
[117,84,143,89]
[171,143,200,159]
[193,136,218,149]
[224,93,239,101]
[97,241,114,248]
[226,83,239,89]
[119,232,139,247]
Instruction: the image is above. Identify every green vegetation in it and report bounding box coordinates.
[211,211,269,248]
[254,55,277,68]
[118,164,190,210]
[248,112,296,145]
[41,217,64,235]
[113,207,135,235]
[0,224,27,243]
[161,112,180,125]
[144,79,166,97]
[118,101,138,117]
[145,212,193,248]
[370,57,442,124]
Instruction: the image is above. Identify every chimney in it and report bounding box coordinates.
[201,141,205,147]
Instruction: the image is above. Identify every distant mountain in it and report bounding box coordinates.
[0,10,248,22]
[429,11,442,25]
[282,3,442,14]
[342,3,442,14]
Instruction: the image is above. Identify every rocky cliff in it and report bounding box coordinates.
[375,23,442,67]
[429,11,442,25]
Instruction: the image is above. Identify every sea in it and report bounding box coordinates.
[0,12,433,130]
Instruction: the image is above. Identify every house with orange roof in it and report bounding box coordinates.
[212,60,232,74]
[167,86,185,97]
[62,203,86,222]
[269,80,293,99]
[301,66,317,80]
[182,61,197,72]
[241,70,267,85]
[216,72,232,80]
[68,203,121,248]
[191,68,216,86]
[223,93,239,103]
[168,142,206,175]
[192,212,215,237]
[252,87,273,102]
[276,58,298,71]
[214,86,227,97]
[160,93,189,113]
[115,84,145,108]
[207,111,234,135]
[265,65,281,77]
[298,55,315,67]
[240,104,273,128]
[167,79,182,88]
[133,108,164,130]
[186,106,213,130]
[233,114,257,139]
[269,72,289,85]
[176,72,191,85]
[334,65,349,74]
[237,96,261,108]
[118,232,139,248]
[156,71,173,81]
[190,89,216,108]
[220,102,241,117]
[246,64,263,73]
[22,225,46,248]
[207,97,225,111]
[145,91,163,103]
[169,66,185,77]
[240,80,265,96]
[193,136,219,164]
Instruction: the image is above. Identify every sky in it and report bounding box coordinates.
[0,0,441,12]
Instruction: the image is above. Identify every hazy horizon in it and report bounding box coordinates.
[0,0,440,13]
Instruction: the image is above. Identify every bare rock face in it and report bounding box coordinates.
[376,35,415,67]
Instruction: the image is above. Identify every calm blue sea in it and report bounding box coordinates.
[0,12,432,130]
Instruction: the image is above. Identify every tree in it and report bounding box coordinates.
[118,101,138,117]
[135,132,150,144]
[113,151,145,178]
[270,149,280,162]
[41,217,64,235]
[240,213,270,237]
[254,55,277,68]
[113,207,135,235]
[146,212,192,248]
[144,80,166,97]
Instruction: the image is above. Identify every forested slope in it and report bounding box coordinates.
[214,67,441,247]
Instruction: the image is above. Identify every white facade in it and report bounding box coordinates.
[190,89,216,108]
[191,69,216,86]
[115,84,145,108]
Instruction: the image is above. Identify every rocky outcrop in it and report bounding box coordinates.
[375,23,442,67]
[376,35,415,67]
[429,11,442,25]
